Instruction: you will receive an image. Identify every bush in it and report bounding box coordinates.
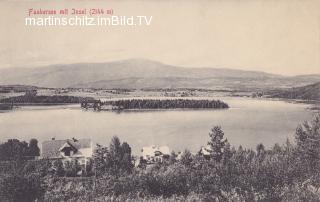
[0,173,44,202]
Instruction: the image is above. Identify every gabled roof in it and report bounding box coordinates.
[42,139,91,158]
[59,142,77,152]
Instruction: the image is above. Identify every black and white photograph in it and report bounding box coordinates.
[0,0,320,201]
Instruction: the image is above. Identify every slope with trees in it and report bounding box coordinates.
[1,115,320,201]
[269,82,320,101]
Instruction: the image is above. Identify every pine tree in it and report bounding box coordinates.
[108,136,133,174]
[208,126,227,163]
[295,114,320,174]
[180,149,193,166]
[222,140,233,164]
[169,151,178,165]
[120,142,133,173]
[28,139,40,157]
[110,136,121,159]
[256,143,266,163]
[93,144,109,176]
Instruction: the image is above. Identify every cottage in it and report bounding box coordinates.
[41,138,93,167]
[141,145,170,164]
[199,145,212,159]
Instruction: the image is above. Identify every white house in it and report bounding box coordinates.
[199,145,212,158]
[141,145,170,164]
[41,138,93,167]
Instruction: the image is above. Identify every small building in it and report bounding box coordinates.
[141,145,170,164]
[199,145,212,159]
[41,138,93,168]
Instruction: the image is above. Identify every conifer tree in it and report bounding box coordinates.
[208,126,227,163]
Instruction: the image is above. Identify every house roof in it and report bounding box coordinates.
[142,145,170,157]
[59,142,77,152]
[200,145,212,156]
[42,139,91,158]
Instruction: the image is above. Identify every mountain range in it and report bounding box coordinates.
[0,59,319,90]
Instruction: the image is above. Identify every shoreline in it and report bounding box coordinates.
[2,96,317,113]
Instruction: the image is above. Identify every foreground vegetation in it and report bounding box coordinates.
[0,114,320,201]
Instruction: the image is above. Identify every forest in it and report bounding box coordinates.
[0,95,94,104]
[103,99,229,110]
[0,114,320,201]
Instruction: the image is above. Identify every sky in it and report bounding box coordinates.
[0,0,319,76]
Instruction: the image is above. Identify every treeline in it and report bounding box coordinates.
[268,82,320,101]
[0,85,37,93]
[103,99,229,109]
[0,139,40,161]
[1,114,320,201]
[0,95,95,104]
[47,115,320,201]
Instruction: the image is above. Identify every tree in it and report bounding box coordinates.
[138,156,147,169]
[180,149,193,166]
[93,144,109,176]
[110,136,121,156]
[28,139,40,157]
[52,160,64,177]
[168,151,178,165]
[110,136,122,160]
[120,142,133,172]
[222,140,233,165]
[64,159,80,177]
[0,139,40,161]
[256,143,266,162]
[208,126,227,162]
[272,143,282,154]
[295,114,320,182]
[93,136,133,175]
[0,173,44,202]
[109,136,122,174]
[0,139,29,161]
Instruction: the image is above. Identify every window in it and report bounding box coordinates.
[64,150,70,156]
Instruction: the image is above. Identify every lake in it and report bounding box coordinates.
[0,97,315,155]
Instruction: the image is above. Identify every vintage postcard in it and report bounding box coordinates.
[0,0,319,201]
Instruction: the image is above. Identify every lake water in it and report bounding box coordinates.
[0,97,315,155]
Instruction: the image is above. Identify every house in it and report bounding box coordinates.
[141,145,170,164]
[41,138,93,168]
[199,145,212,159]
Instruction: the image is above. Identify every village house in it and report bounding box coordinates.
[199,145,212,159]
[141,145,170,164]
[41,138,93,169]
